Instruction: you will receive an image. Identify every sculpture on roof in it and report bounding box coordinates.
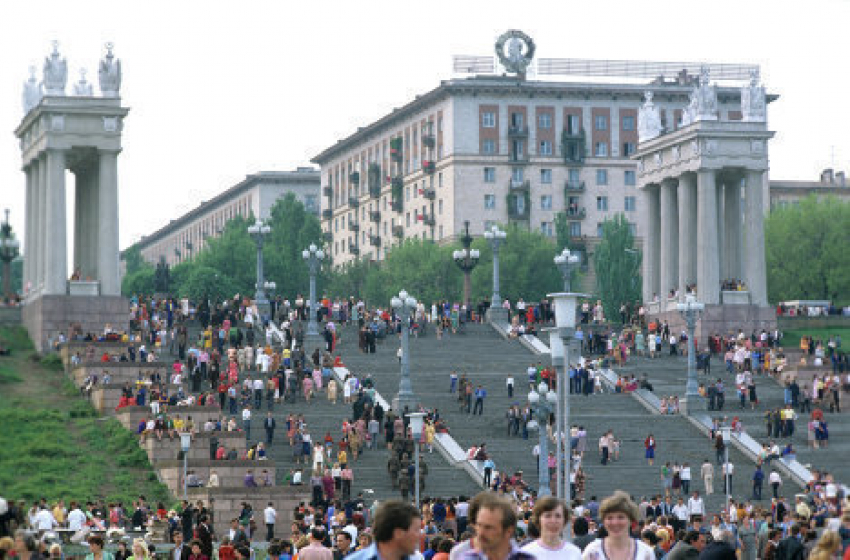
[43,40,68,96]
[22,66,43,114]
[72,68,93,96]
[495,30,535,78]
[741,69,766,122]
[98,42,122,97]
[638,91,664,143]
[681,66,718,126]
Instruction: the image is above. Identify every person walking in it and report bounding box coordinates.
[752,464,764,500]
[769,470,782,498]
[472,385,486,415]
[242,405,252,441]
[701,459,714,495]
[264,412,276,445]
[263,502,276,542]
[644,434,656,466]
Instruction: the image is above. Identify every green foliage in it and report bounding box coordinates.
[593,214,642,321]
[122,244,148,277]
[183,266,239,304]
[765,195,850,305]
[193,216,255,296]
[0,326,34,351]
[122,267,156,297]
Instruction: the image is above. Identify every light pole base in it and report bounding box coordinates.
[302,331,325,353]
[393,394,418,415]
[486,306,509,324]
[680,395,704,416]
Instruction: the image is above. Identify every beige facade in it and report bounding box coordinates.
[769,169,850,209]
[128,168,319,268]
[312,76,750,267]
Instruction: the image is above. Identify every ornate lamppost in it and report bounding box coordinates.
[677,294,705,414]
[527,380,558,497]
[302,244,325,348]
[392,289,418,413]
[407,412,426,508]
[452,221,480,316]
[248,219,271,322]
[0,210,20,300]
[483,225,507,322]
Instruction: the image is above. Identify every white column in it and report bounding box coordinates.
[23,164,34,293]
[744,169,768,306]
[697,169,720,305]
[86,168,100,281]
[659,179,678,302]
[642,184,660,304]
[74,171,84,278]
[44,149,68,295]
[35,156,46,292]
[724,179,742,283]
[98,150,120,296]
[678,172,697,297]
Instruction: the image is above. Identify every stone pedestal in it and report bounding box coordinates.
[680,396,706,416]
[23,294,129,353]
[486,306,509,324]
[649,304,776,348]
[302,332,325,354]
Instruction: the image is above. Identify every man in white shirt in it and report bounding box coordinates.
[687,491,705,519]
[33,505,58,532]
[242,405,252,441]
[671,498,690,532]
[506,375,514,398]
[264,502,276,541]
[253,377,265,408]
[680,463,692,494]
[769,470,782,498]
[67,502,87,532]
[722,462,734,494]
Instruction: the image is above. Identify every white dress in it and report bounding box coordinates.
[581,538,655,560]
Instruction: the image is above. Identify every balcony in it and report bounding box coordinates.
[323,186,332,197]
[392,225,404,238]
[508,125,529,138]
[369,185,381,199]
[369,235,382,247]
[564,180,585,193]
[322,231,333,242]
[565,207,587,220]
[348,241,359,255]
[417,213,435,227]
[561,128,587,164]
[507,193,530,220]
[419,187,436,200]
[422,160,435,174]
[391,177,404,189]
[422,134,435,148]
[369,210,381,222]
[510,179,530,191]
[349,171,360,185]
[509,152,529,164]
[348,222,360,233]
[322,209,333,219]
[348,196,360,208]
[391,199,403,213]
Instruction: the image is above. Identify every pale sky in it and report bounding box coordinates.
[1,0,848,253]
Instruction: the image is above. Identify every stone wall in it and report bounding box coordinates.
[25,295,129,353]
[70,362,169,387]
[115,406,224,431]
[186,487,307,540]
[91,384,184,413]
[156,460,276,495]
[777,316,850,331]
[651,304,777,347]
[0,306,22,326]
[144,432,246,463]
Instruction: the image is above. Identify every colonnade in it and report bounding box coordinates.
[642,167,767,307]
[22,148,120,297]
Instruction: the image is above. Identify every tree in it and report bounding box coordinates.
[264,193,325,298]
[182,266,238,304]
[122,244,148,277]
[765,195,850,304]
[593,214,642,321]
[194,216,255,297]
[121,267,156,297]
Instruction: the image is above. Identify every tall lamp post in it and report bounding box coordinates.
[0,210,20,300]
[677,294,705,414]
[264,281,277,322]
[452,221,480,317]
[248,220,271,323]
[302,244,325,349]
[407,412,426,508]
[483,225,507,323]
[528,381,558,497]
[180,432,192,500]
[721,426,731,511]
[392,289,418,413]
[550,248,581,509]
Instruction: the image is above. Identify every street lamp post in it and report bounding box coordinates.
[180,432,192,500]
[452,221,480,316]
[392,289,418,413]
[264,281,277,322]
[677,294,705,414]
[483,225,507,323]
[528,381,558,497]
[302,244,325,349]
[407,412,426,508]
[721,426,731,511]
[248,220,271,323]
[0,210,20,300]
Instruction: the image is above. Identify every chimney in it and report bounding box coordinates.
[836,171,846,187]
[821,168,834,183]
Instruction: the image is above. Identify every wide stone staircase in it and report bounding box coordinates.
[325,321,754,511]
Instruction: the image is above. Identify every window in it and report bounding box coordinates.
[622,142,636,157]
[512,167,524,182]
[540,195,552,210]
[624,196,636,211]
[595,115,608,131]
[484,167,496,183]
[512,140,524,158]
[594,142,608,157]
[628,222,637,236]
[540,169,552,184]
[406,187,411,201]
[622,116,635,131]
[567,115,580,135]
[597,223,605,237]
[482,112,496,128]
[510,112,524,128]
[569,222,581,237]
[539,113,552,129]
[439,172,443,188]
[406,213,410,227]
[540,222,553,237]
[334,218,339,232]
[483,139,496,155]
[596,169,608,185]
[539,140,553,156]
[624,170,636,186]
[569,168,581,183]
[438,199,443,214]
[596,196,609,211]
[484,194,496,209]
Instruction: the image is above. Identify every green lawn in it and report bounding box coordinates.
[0,326,171,505]
[781,327,850,351]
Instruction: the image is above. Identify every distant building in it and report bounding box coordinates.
[770,168,850,209]
[127,168,319,267]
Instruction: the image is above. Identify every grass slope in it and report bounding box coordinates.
[0,326,171,505]
[781,327,850,350]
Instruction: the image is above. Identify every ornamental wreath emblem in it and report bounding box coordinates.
[495,30,535,76]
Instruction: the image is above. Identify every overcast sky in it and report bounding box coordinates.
[1,0,848,253]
